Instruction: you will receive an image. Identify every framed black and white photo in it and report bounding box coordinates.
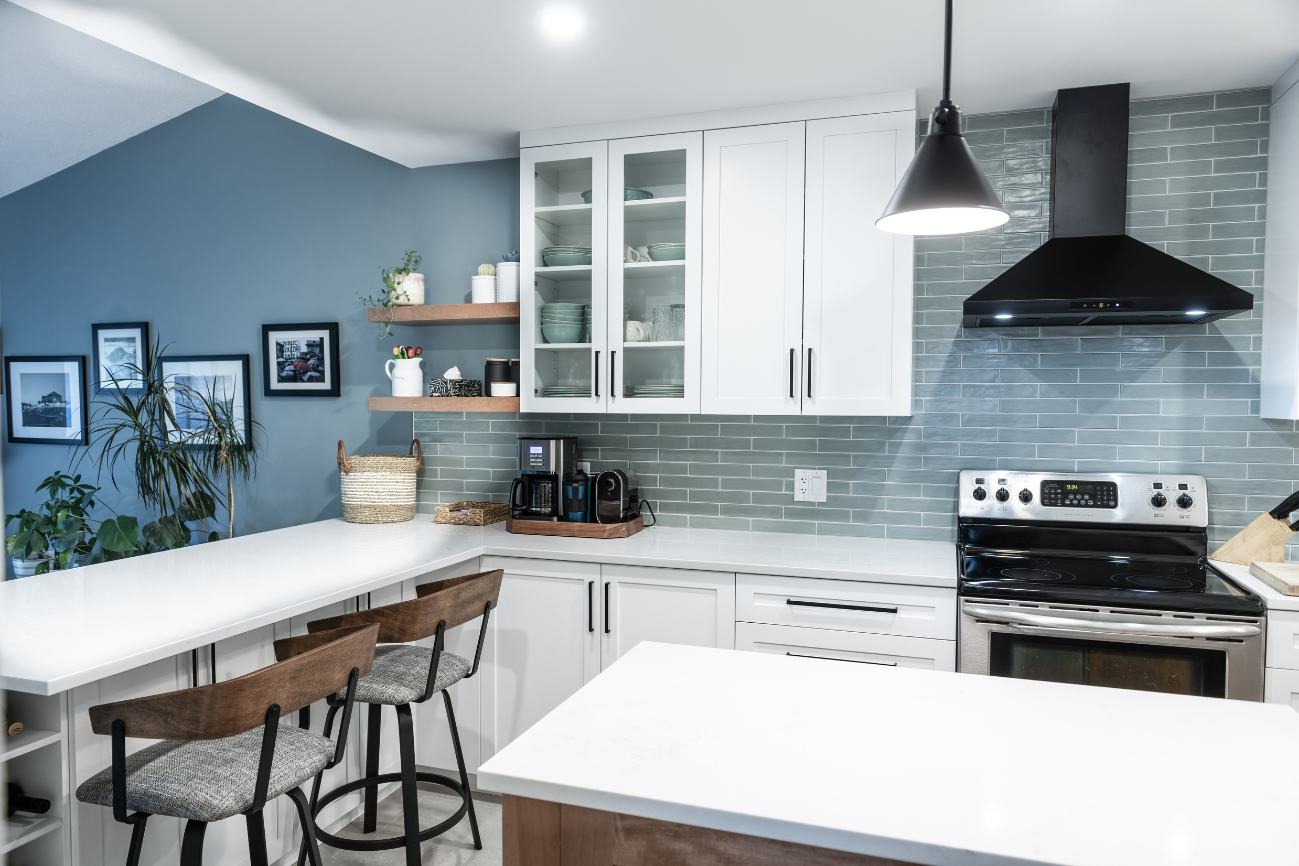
[261,322,340,397]
[91,322,150,391]
[160,354,252,445]
[4,356,88,445]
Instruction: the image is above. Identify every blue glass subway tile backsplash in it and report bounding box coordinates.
[415,88,1299,547]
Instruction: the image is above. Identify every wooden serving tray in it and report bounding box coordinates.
[506,515,644,538]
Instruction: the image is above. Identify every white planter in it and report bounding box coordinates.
[471,275,496,304]
[385,357,425,397]
[495,262,520,302]
[391,272,425,306]
[11,555,51,578]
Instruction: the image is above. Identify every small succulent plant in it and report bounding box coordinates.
[476,263,496,277]
[501,250,520,263]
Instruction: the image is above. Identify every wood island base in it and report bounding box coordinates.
[502,795,918,866]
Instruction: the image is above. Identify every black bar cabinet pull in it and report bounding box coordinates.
[785,651,898,667]
[789,348,796,398]
[806,347,813,399]
[609,351,617,399]
[587,581,594,633]
[603,582,611,634]
[594,351,600,398]
[785,598,898,614]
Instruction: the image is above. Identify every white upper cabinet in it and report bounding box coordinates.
[521,141,608,413]
[803,113,914,416]
[607,132,703,413]
[701,122,807,415]
[1262,60,1299,420]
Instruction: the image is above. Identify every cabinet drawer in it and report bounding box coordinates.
[736,622,954,671]
[736,573,955,640]
[1265,667,1299,712]
[1266,610,1299,671]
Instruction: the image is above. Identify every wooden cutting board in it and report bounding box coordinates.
[1249,562,1299,596]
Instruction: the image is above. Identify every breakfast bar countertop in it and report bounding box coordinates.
[0,519,956,695]
[478,641,1299,866]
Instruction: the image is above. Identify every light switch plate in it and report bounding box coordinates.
[794,469,827,503]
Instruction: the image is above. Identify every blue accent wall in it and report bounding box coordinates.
[0,94,519,536]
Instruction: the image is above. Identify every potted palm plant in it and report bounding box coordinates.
[176,378,261,538]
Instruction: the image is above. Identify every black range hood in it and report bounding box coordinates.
[962,83,1254,328]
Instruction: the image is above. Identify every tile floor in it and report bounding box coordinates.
[322,785,502,865]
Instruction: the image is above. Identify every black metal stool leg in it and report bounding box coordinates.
[245,809,269,866]
[287,787,324,866]
[124,815,149,866]
[363,702,381,833]
[180,819,207,866]
[297,702,339,866]
[443,689,482,850]
[396,703,422,866]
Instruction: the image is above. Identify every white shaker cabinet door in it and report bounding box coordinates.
[479,557,601,767]
[600,565,735,666]
[803,112,915,417]
[701,122,806,415]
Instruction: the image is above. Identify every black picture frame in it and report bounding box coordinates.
[260,322,341,398]
[4,355,89,445]
[91,321,150,391]
[159,354,253,447]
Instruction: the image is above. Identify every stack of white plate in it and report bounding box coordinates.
[540,385,591,398]
[627,384,685,398]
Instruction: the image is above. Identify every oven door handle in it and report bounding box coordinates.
[962,604,1261,639]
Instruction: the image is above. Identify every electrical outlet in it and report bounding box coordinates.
[577,461,592,474]
[794,469,827,503]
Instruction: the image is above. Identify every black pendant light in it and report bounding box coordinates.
[876,0,1008,235]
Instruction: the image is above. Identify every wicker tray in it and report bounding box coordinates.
[434,500,510,526]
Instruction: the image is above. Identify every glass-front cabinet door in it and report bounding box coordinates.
[606,133,702,413]
[521,142,608,413]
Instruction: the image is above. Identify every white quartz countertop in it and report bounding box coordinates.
[477,642,1299,866]
[0,519,955,695]
[1211,559,1299,611]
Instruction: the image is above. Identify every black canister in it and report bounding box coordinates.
[485,357,511,389]
[563,470,589,522]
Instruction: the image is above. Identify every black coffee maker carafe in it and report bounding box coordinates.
[509,436,577,521]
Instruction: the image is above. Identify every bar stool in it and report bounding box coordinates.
[299,568,502,866]
[75,623,379,866]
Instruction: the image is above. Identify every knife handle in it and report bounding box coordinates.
[1269,490,1299,520]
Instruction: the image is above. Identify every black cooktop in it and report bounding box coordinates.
[959,550,1264,616]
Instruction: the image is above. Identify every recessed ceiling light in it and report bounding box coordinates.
[994,313,1014,320]
[539,5,585,43]
[1185,309,1207,316]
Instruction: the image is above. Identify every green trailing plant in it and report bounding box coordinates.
[175,377,262,538]
[360,249,423,339]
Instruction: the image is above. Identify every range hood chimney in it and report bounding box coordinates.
[962,83,1254,327]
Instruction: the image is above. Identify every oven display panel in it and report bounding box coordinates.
[1040,480,1118,508]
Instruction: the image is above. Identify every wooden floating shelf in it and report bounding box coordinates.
[369,396,520,413]
[367,302,520,325]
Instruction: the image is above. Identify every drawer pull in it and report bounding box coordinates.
[785,599,898,615]
[784,651,897,667]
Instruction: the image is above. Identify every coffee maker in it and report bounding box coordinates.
[509,436,576,520]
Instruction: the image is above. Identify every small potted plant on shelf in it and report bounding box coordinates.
[472,263,496,304]
[361,250,424,339]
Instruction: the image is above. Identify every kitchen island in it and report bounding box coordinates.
[477,641,1299,866]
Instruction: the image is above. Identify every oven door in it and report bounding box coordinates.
[959,598,1264,701]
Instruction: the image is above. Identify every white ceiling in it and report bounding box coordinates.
[8,0,1299,170]
[0,1,218,197]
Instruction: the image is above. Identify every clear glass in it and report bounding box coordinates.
[533,156,595,399]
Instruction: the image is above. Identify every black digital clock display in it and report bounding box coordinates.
[1040,480,1118,508]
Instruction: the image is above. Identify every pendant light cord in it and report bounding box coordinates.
[941,0,953,104]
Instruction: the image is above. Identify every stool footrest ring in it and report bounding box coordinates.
[312,771,469,852]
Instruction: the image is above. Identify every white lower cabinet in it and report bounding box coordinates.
[1265,667,1299,711]
[736,622,955,670]
[601,565,734,665]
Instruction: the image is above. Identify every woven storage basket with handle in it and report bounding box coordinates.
[338,439,423,524]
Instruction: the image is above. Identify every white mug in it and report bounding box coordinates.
[385,357,424,397]
[625,320,649,342]
[624,244,643,263]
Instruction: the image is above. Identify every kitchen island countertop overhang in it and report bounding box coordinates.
[0,518,957,695]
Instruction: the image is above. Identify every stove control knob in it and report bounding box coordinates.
[1018,488,1033,503]
[1176,493,1194,510]
[995,487,1010,502]
[1150,492,1167,508]
[972,487,987,501]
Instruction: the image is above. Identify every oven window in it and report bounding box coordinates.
[988,633,1226,698]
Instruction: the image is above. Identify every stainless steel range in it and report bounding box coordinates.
[957,470,1264,701]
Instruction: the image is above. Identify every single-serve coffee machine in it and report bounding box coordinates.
[509,436,576,521]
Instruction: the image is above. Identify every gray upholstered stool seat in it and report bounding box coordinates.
[76,726,334,823]
[342,644,470,705]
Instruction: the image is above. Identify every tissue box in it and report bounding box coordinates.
[428,378,483,397]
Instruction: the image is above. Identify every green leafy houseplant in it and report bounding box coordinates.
[174,377,262,538]
[5,471,99,573]
[360,249,423,339]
